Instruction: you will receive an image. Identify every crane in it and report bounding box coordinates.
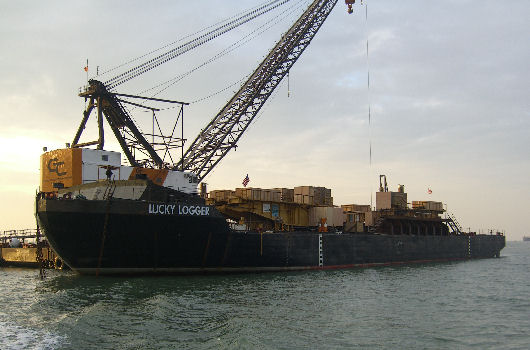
[178,0,344,180]
[73,0,357,178]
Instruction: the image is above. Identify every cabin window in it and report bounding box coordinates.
[102,155,109,161]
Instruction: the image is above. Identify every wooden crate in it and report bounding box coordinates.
[273,188,294,202]
[342,204,371,212]
[294,186,315,196]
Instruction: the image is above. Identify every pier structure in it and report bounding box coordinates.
[0,229,63,269]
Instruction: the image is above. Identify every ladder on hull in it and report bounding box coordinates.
[446,212,463,234]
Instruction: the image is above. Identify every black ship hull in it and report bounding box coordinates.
[36,198,506,275]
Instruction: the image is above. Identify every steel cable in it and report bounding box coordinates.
[140,0,309,101]
[104,0,293,90]
[96,0,279,79]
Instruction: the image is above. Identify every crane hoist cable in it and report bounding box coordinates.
[122,0,308,115]
[97,0,284,79]
[103,0,294,90]
[362,1,374,208]
[138,0,309,101]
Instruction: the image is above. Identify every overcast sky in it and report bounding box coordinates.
[1,0,528,240]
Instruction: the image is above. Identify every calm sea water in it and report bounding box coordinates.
[1,241,528,350]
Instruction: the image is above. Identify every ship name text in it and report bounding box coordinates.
[148,203,210,216]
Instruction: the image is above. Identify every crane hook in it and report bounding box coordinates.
[345,0,355,14]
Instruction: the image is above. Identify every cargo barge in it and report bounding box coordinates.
[35,150,505,275]
[34,1,505,275]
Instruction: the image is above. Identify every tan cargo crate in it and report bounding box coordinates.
[342,204,371,212]
[340,204,370,213]
[294,194,304,203]
[261,190,271,202]
[235,188,246,198]
[273,188,294,202]
[209,190,233,201]
[295,186,315,196]
[302,195,314,205]
[234,187,262,200]
[412,201,424,209]
[324,197,333,206]
[413,201,443,211]
[309,207,345,227]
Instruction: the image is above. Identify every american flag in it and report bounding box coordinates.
[242,174,250,187]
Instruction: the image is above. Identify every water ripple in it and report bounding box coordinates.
[0,242,529,349]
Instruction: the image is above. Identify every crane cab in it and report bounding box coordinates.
[40,147,199,195]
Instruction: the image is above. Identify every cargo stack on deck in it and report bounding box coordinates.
[207,185,342,231]
[206,177,480,238]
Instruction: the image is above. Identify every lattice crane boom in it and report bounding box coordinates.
[178,0,340,180]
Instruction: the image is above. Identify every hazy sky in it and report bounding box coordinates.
[1,0,528,240]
